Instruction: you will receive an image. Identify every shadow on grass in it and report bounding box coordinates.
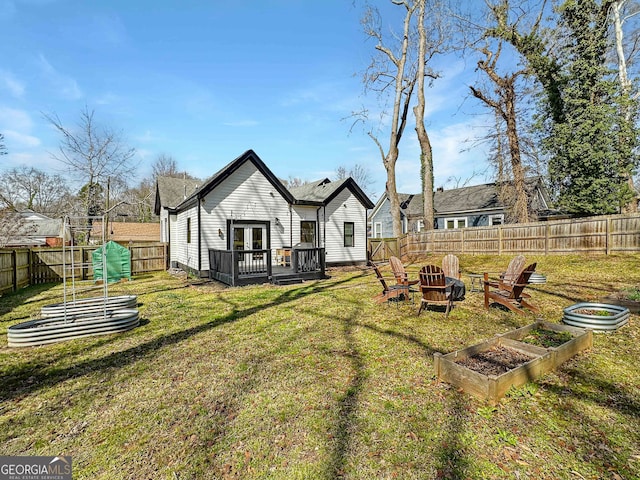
[0,282,59,317]
[538,368,640,476]
[0,273,364,404]
[434,391,473,478]
[325,310,366,479]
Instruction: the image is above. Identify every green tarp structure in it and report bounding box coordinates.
[92,241,131,283]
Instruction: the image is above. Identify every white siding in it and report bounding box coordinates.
[175,205,199,270]
[291,205,321,246]
[323,189,368,264]
[169,213,178,263]
[199,161,291,271]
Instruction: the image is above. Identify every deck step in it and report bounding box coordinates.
[273,277,304,286]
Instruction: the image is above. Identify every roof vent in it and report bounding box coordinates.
[437,186,444,192]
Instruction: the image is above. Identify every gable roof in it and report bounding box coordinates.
[373,177,549,218]
[290,178,375,209]
[155,176,201,214]
[173,150,374,212]
[175,150,294,211]
[434,183,502,215]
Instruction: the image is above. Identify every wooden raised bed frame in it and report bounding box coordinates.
[434,321,593,404]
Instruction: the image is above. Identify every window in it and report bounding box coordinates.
[300,221,316,245]
[186,217,191,243]
[416,220,424,232]
[344,222,355,247]
[489,214,504,226]
[373,222,382,238]
[445,217,467,229]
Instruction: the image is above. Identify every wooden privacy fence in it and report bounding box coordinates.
[0,243,168,295]
[367,237,400,263]
[399,213,640,258]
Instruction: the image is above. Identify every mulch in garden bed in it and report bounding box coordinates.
[455,345,537,376]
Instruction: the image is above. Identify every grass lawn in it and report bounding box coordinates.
[1,254,639,479]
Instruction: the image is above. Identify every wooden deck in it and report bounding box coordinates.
[208,248,326,286]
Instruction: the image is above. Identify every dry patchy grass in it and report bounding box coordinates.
[1,254,639,479]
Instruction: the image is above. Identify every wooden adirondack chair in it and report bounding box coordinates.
[417,265,455,316]
[442,254,461,280]
[499,255,526,291]
[389,256,419,290]
[483,262,540,315]
[370,262,412,304]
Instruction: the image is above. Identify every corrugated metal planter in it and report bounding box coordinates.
[434,320,592,404]
[562,303,630,331]
[41,295,138,317]
[528,273,547,284]
[7,309,140,347]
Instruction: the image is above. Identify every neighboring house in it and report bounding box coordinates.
[2,211,68,247]
[154,150,374,285]
[89,222,160,244]
[369,178,555,237]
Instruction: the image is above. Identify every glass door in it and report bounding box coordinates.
[232,224,267,262]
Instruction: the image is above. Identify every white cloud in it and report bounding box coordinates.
[0,70,25,97]
[0,106,33,130]
[393,117,493,193]
[4,130,40,148]
[37,53,83,100]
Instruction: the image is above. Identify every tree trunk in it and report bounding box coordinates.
[414,0,435,231]
[504,81,529,223]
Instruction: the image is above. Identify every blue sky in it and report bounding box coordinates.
[0,0,491,201]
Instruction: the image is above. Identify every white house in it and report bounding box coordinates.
[155,150,374,285]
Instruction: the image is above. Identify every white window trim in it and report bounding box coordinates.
[374,222,382,238]
[489,214,504,226]
[444,217,467,229]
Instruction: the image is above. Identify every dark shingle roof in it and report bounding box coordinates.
[401,178,547,216]
[156,177,201,210]
[289,178,343,203]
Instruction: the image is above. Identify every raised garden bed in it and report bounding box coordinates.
[599,293,640,314]
[434,320,592,404]
[563,303,630,331]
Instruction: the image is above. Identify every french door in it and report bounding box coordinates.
[232,223,267,262]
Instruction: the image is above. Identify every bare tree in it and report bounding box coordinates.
[0,166,70,216]
[413,0,446,231]
[283,176,308,189]
[469,41,530,223]
[610,0,640,211]
[611,0,640,100]
[0,208,36,247]
[333,163,375,196]
[44,106,137,222]
[0,133,6,155]
[360,0,418,237]
[151,153,197,181]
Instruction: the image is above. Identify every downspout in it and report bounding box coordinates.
[315,207,324,248]
[197,197,202,275]
[289,204,293,247]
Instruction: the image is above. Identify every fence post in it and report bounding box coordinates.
[606,217,611,255]
[545,223,549,255]
[11,250,17,292]
[498,226,502,255]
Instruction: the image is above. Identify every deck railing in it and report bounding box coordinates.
[208,247,325,286]
[292,248,325,276]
